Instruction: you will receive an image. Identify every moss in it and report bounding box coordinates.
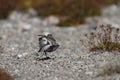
[96,42,120,51]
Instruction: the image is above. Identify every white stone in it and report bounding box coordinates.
[14,69,19,74]
[43,16,59,26]
[27,8,37,16]
[85,71,93,76]
[17,52,29,58]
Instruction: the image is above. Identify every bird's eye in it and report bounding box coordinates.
[42,38,47,42]
[43,39,47,42]
[43,40,46,41]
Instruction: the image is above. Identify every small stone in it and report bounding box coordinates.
[58,53,67,58]
[17,54,22,58]
[27,8,37,16]
[19,22,33,30]
[14,69,19,74]
[42,16,59,26]
[17,52,29,58]
[95,50,103,54]
[85,71,93,76]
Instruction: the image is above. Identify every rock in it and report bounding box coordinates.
[27,8,37,16]
[42,16,59,26]
[29,17,42,25]
[17,52,30,58]
[85,71,93,76]
[58,53,67,58]
[86,17,98,30]
[14,69,19,74]
[19,22,33,30]
[8,11,21,20]
[102,5,118,16]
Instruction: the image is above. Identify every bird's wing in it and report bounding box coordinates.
[38,35,44,52]
[47,34,57,46]
[47,34,56,42]
[45,44,59,52]
[38,37,43,52]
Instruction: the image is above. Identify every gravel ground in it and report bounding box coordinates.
[0,5,120,80]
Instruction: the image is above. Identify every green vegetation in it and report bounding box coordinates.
[0,0,117,26]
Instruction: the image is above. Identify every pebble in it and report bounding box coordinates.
[58,53,67,58]
[85,71,93,76]
[0,5,120,80]
[42,16,59,26]
[17,52,30,58]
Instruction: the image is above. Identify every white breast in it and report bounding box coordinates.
[41,45,51,52]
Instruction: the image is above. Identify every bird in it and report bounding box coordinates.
[36,34,59,59]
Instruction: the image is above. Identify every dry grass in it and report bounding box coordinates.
[82,24,120,52]
[0,0,117,26]
[0,68,14,80]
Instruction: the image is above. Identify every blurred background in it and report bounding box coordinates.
[0,0,119,26]
[1,1,120,80]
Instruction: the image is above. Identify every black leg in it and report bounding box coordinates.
[44,52,50,59]
[44,52,47,58]
[35,52,51,61]
[38,49,40,52]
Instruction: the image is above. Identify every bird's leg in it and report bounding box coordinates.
[35,52,44,60]
[39,52,44,58]
[44,52,48,58]
[38,50,40,52]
